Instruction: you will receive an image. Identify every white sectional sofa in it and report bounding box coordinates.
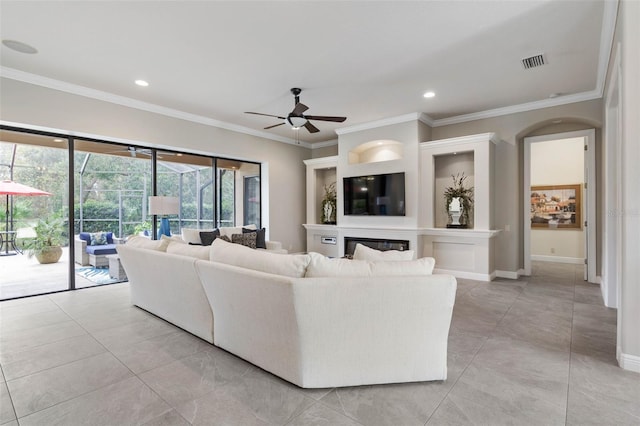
[117,237,457,388]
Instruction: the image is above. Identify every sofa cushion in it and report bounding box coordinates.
[305,252,372,277]
[352,243,414,261]
[242,227,266,249]
[306,252,435,277]
[126,235,170,252]
[232,232,257,249]
[200,229,220,246]
[166,241,210,260]
[85,244,117,256]
[79,232,91,244]
[181,228,215,245]
[210,238,310,278]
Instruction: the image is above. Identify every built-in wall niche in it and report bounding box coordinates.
[314,167,337,224]
[303,156,338,226]
[434,151,475,228]
[348,140,403,165]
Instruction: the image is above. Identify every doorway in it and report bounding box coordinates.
[524,129,596,282]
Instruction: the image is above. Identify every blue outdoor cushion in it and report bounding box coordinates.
[80,232,113,245]
[85,244,117,256]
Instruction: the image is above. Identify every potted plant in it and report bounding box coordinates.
[23,217,65,264]
[321,182,337,224]
[444,172,473,228]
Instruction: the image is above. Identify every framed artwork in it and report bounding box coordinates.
[530,184,581,229]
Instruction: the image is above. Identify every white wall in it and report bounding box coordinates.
[530,137,584,260]
[337,121,421,229]
[430,99,603,274]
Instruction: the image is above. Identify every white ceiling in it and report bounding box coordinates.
[0,1,614,145]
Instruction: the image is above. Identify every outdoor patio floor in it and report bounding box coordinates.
[0,247,124,300]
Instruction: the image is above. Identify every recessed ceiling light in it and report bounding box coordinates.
[423,91,436,98]
[2,39,38,54]
[135,79,149,87]
[53,138,64,143]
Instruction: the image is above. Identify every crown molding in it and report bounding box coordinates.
[430,89,602,127]
[0,67,313,149]
[335,112,436,135]
[311,139,338,149]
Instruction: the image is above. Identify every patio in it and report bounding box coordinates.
[0,247,126,300]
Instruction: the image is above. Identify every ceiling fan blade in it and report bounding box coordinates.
[245,111,286,119]
[304,121,320,133]
[264,122,285,130]
[304,115,347,123]
[292,102,309,115]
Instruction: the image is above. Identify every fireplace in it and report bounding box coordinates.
[344,237,410,256]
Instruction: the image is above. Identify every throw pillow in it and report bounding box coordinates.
[352,243,414,261]
[231,232,257,249]
[210,238,310,278]
[242,227,266,249]
[200,229,220,246]
[219,235,231,242]
[126,235,170,252]
[89,232,108,246]
[181,228,216,245]
[305,252,435,277]
[305,252,372,277]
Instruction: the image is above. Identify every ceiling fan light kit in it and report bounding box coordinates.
[245,88,346,134]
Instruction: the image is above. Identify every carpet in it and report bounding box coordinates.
[75,266,127,285]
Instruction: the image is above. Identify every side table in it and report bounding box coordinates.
[106,254,127,281]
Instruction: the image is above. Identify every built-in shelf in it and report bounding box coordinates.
[348,140,403,164]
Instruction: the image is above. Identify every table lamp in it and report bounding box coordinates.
[148,196,179,238]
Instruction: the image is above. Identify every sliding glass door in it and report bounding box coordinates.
[0,125,263,300]
[0,129,70,299]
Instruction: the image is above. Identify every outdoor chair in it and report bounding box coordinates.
[74,232,124,267]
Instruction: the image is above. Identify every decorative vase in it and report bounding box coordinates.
[446,197,467,229]
[35,246,62,264]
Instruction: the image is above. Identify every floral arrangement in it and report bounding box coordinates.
[444,173,473,226]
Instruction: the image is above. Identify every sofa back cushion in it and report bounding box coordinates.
[305,252,435,277]
[126,235,170,252]
[210,238,310,278]
[352,243,414,261]
[166,241,211,260]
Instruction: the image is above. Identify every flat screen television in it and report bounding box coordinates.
[343,172,405,216]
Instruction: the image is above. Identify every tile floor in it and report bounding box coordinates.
[0,262,638,425]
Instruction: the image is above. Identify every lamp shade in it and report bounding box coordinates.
[286,116,307,129]
[148,196,179,215]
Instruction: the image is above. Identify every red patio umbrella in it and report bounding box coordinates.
[0,180,52,255]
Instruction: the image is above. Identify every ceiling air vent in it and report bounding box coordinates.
[521,54,546,69]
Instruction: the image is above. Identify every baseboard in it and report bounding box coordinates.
[495,270,521,280]
[433,268,493,282]
[619,352,640,373]
[531,255,584,264]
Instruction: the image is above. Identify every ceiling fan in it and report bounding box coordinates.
[245,88,346,133]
